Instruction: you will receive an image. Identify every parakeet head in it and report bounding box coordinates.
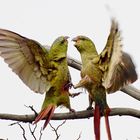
[72,35,96,53]
[49,36,69,60]
[52,36,69,47]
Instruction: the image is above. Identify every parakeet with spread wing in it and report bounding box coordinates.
[72,19,137,140]
[0,29,74,129]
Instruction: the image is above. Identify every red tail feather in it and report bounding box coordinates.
[43,106,55,129]
[105,108,112,140]
[33,105,55,130]
[94,104,101,140]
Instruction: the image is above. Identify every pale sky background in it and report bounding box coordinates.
[0,0,140,140]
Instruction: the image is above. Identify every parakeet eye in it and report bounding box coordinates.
[60,39,65,44]
[80,37,86,41]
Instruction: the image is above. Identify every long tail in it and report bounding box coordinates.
[33,105,55,130]
[94,104,101,140]
[105,108,112,140]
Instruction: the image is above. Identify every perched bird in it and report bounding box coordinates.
[0,29,74,129]
[72,19,137,140]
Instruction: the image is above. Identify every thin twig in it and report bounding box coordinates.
[13,122,27,140]
[55,120,66,130]
[25,105,38,116]
[9,121,20,126]
[49,120,66,140]
[39,127,43,140]
[76,132,82,140]
[10,121,43,140]
[49,123,60,140]
[28,123,37,140]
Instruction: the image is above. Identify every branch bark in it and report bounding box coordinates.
[0,108,140,123]
[121,85,140,101]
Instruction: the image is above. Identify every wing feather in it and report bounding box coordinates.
[100,19,137,93]
[106,52,137,93]
[0,29,51,94]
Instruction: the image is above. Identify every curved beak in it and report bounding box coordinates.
[64,36,69,41]
[72,37,78,42]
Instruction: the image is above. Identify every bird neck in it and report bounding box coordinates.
[80,51,98,66]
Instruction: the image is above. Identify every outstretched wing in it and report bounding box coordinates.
[0,29,51,94]
[106,52,137,93]
[99,19,137,93]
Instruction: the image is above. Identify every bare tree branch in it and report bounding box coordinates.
[67,56,140,101]
[121,85,140,101]
[13,122,27,140]
[76,132,82,140]
[39,127,43,140]
[0,108,140,123]
[49,123,60,140]
[25,105,38,116]
[49,120,66,140]
[10,122,43,139]
[28,123,37,140]
[67,56,81,71]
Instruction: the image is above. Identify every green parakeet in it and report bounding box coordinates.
[0,29,74,129]
[72,19,137,140]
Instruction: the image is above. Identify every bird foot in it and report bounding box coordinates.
[86,106,93,110]
[64,83,73,90]
[69,92,82,98]
[73,82,83,89]
[69,108,76,113]
[74,75,91,89]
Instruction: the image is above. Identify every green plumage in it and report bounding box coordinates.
[0,29,72,129]
[41,38,71,110]
[73,19,137,140]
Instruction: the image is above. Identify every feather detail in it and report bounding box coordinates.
[105,108,112,140]
[106,52,137,93]
[94,104,101,140]
[0,29,51,94]
[100,19,137,93]
[43,105,55,129]
[33,105,55,129]
[101,19,122,90]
